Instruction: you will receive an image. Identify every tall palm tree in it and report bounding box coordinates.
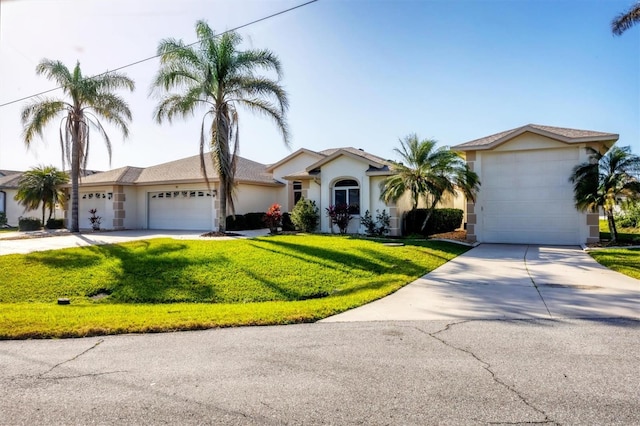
[380,134,480,231]
[21,60,135,232]
[151,20,290,232]
[14,165,69,226]
[612,1,640,35]
[570,146,640,243]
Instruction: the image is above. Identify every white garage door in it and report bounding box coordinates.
[80,192,107,229]
[148,190,214,230]
[480,148,580,245]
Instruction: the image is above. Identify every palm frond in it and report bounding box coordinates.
[21,98,68,144]
[612,2,640,35]
[237,97,291,148]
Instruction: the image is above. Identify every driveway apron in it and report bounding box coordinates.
[323,244,640,322]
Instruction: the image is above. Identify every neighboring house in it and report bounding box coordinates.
[452,124,619,245]
[0,169,98,227]
[62,147,438,236]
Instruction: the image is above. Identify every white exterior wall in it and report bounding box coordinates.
[232,184,281,214]
[271,152,323,211]
[3,189,34,226]
[73,186,113,230]
[318,156,371,234]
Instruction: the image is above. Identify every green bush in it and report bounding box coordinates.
[0,212,7,227]
[226,214,247,231]
[46,218,65,229]
[615,202,640,229]
[291,198,319,232]
[245,212,267,230]
[18,217,42,231]
[361,209,391,236]
[403,208,464,236]
[282,212,295,231]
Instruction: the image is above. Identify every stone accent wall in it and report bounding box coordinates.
[387,205,400,236]
[112,185,126,230]
[586,213,600,244]
[465,151,477,242]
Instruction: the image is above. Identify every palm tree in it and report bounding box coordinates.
[570,146,640,243]
[380,134,480,231]
[612,1,640,35]
[21,60,135,232]
[151,20,290,232]
[14,165,69,226]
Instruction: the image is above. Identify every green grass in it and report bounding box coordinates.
[589,248,640,280]
[0,235,467,339]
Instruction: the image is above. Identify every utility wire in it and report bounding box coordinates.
[0,0,318,108]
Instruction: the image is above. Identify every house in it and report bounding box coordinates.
[61,147,441,235]
[452,124,619,245]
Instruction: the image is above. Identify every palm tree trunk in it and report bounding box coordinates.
[606,210,618,243]
[420,197,441,233]
[41,201,46,228]
[70,121,80,232]
[218,182,226,233]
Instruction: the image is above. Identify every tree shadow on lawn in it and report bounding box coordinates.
[252,238,423,276]
[24,241,225,303]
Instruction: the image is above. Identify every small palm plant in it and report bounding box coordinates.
[14,165,69,226]
[570,146,640,243]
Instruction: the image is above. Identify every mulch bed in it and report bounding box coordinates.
[200,231,243,237]
[429,230,468,242]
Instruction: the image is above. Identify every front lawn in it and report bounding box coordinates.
[589,248,640,280]
[0,235,467,339]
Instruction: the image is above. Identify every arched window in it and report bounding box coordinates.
[333,179,360,215]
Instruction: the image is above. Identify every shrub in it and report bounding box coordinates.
[0,212,7,227]
[291,198,319,232]
[282,212,295,231]
[263,204,283,234]
[245,212,266,230]
[46,218,65,229]
[361,209,391,236]
[226,214,247,231]
[18,217,42,231]
[403,208,464,236]
[88,209,102,231]
[326,203,352,234]
[615,201,640,229]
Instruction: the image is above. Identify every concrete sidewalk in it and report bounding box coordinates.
[0,229,270,255]
[323,244,640,322]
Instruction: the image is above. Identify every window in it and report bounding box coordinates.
[293,181,302,206]
[333,179,360,215]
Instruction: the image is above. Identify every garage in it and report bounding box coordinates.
[480,148,580,245]
[148,190,214,230]
[453,124,619,246]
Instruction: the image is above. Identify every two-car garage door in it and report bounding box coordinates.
[148,190,214,230]
[480,148,580,245]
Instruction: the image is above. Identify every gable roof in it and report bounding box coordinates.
[452,124,619,151]
[306,147,392,172]
[265,148,324,172]
[0,170,21,177]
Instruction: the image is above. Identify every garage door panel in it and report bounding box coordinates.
[148,191,213,230]
[480,148,580,245]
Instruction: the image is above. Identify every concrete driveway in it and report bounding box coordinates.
[0,229,270,255]
[324,244,640,322]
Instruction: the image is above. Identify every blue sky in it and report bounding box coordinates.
[0,0,638,172]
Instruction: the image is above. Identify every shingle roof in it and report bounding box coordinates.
[0,170,21,177]
[452,124,619,151]
[0,173,22,189]
[78,166,144,186]
[135,154,281,186]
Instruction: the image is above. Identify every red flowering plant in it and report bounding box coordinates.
[263,203,283,234]
[326,203,352,234]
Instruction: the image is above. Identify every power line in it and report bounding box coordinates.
[0,0,318,108]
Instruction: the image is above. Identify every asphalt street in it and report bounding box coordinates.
[1,319,638,425]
